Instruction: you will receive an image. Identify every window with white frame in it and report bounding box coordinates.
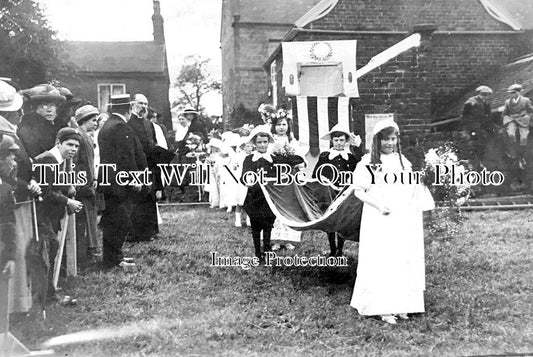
[97,84,126,112]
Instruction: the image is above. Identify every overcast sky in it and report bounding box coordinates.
[38,0,222,114]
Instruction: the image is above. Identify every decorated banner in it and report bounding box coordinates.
[261,181,363,242]
[282,40,358,97]
[291,96,351,156]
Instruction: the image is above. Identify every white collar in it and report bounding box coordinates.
[252,152,272,162]
[328,149,350,160]
[113,113,128,123]
[49,146,65,164]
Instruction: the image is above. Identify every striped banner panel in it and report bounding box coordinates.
[291,96,351,156]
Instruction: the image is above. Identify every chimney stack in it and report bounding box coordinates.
[152,0,165,44]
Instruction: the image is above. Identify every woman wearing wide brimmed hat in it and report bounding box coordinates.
[180,106,208,141]
[18,84,66,158]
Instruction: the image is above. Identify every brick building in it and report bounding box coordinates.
[222,0,533,132]
[61,0,171,126]
[220,0,321,126]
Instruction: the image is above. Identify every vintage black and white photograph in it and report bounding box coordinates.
[1,0,533,356]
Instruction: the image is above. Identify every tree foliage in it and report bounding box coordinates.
[172,55,221,115]
[0,0,72,87]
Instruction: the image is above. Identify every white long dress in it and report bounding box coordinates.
[350,153,433,316]
[270,134,304,243]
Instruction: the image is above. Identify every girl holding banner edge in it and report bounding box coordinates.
[349,119,434,324]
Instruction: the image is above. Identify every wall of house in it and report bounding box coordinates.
[305,0,531,122]
[266,0,532,133]
[221,0,236,125]
[221,16,298,127]
[429,33,525,113]
[61,72,171,124]
[308,0,513,32]
[228,24,291,126]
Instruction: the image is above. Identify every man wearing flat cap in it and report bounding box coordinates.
[74,105,99,263]
[33,127,83,302]
[461,85,494,167]
[98,94,147,269]
[502,84,533,168]
[18,84,66,159]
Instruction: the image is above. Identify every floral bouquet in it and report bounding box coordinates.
[421,143,472,207]
[184,133,207,162]
[271,141,296,157]
[421,143,471,241]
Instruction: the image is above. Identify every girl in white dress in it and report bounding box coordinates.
[234,138,254,227]
[219,132,241,213]
[269,114,306,250]
[350,120,434,325]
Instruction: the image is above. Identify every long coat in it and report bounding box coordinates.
[74,128,95,198]
[97,113,147,199]
[0,182,16,268]
[0,115,35,201]
[241,154,303,223]
[461,95,491,133]
[18,112,61,159]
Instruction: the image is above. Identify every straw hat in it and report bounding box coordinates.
[247,124,274,143]
[0,80,23,112]
[321,123,356,145]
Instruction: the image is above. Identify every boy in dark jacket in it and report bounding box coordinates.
[312,124,361,257]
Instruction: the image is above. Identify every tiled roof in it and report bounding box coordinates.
[439,54,533,120]
[233,0,321,23]
[64,41,166,73]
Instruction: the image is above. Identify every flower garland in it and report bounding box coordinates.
[258,103,276,117]
[273,108,290,120]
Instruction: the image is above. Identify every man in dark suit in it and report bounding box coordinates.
[98,94,147,268]
[33,127,83,301]
[127,94,159,241]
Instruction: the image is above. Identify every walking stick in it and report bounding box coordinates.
[31,198,39,242]
[30,198,47,321]
[53,209,69,290]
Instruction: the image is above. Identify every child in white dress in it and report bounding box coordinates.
[234,138,254,227]
[269,114,305,250]
[350,119,434,325]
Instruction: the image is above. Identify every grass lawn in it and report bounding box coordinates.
[9,207,533,356]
